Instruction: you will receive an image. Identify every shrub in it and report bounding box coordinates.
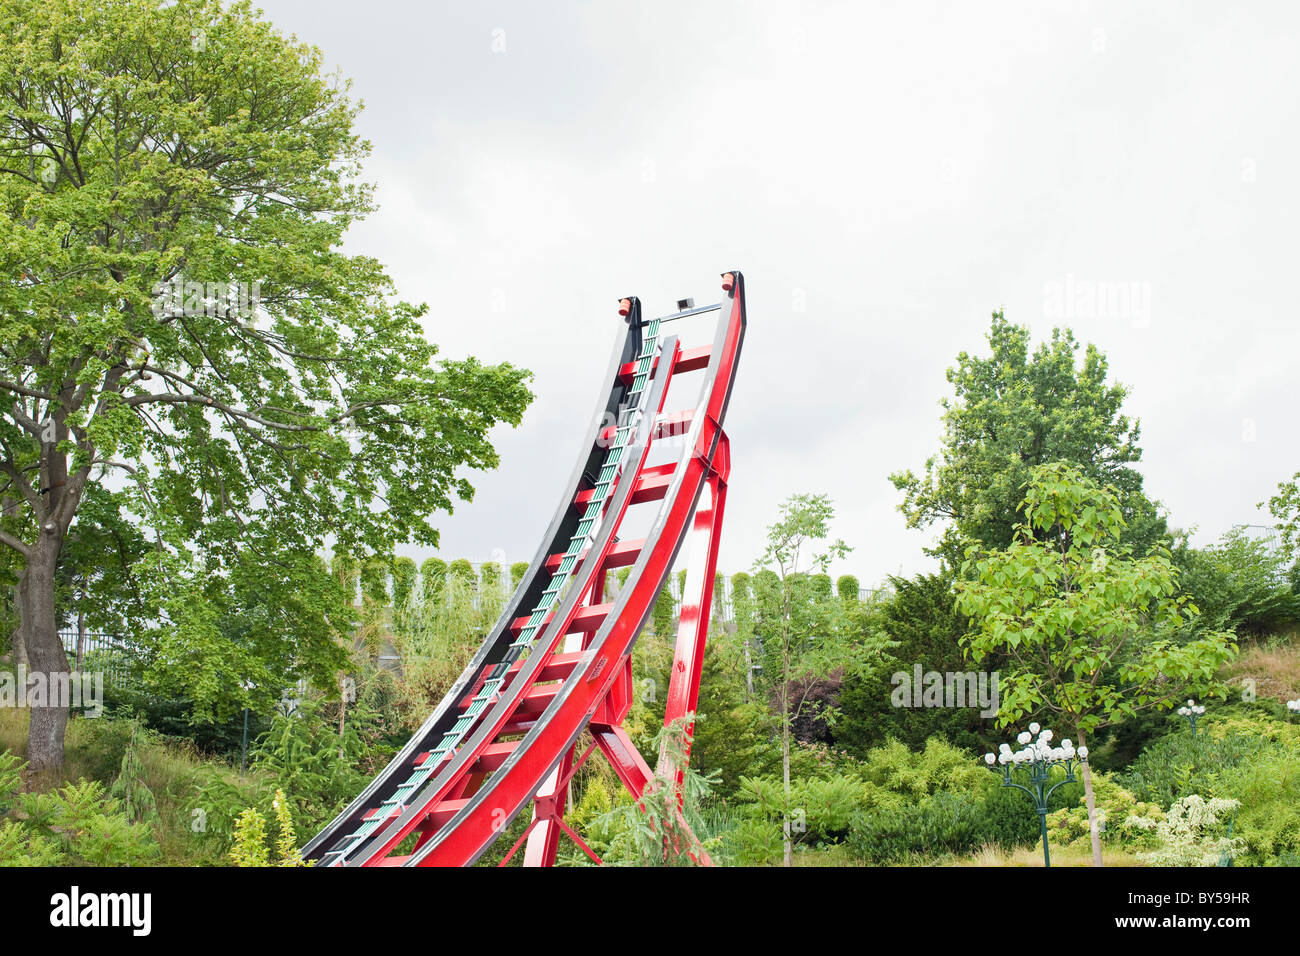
[1128,794,1242,866]
[835,572,1002,756]
[848,791,986,863]
[391,557,417,608]
[1172,527,1300,638]
[1043,773,1163,851]
[420,558,447,599]
[1119,719,1281,807]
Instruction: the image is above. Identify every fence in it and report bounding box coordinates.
[58,629,135,689]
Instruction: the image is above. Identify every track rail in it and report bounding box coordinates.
[304,270,747,866]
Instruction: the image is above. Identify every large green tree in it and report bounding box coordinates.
[954,463,1235,866]
[892,311,1166,568]
[0,0,531,768]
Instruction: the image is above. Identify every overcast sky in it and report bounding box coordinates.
[252,0,1300,586]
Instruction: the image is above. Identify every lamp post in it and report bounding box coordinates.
[1176,699,1206,737]
[983,723,1088,869]
[239,679,254,775]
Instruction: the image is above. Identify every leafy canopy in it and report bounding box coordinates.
[954,462,1235,735]
[892,311,1165,567]
[0,0,532,713]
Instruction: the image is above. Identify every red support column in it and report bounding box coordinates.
[658,432,730,788]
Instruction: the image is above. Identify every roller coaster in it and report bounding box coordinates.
[303,270,747,866]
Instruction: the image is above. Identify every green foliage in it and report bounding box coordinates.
[447,559,476,591]
[956,462,1236,736]
[361,558,390,605]
[510,561,529,590]
[109,721,158,825]
[391,557,417,609]
[18,779,160,866]
[836,571,1000,756]
[859,736,990,809]
[1043,772,1163,850]
[847,791,987,863]
[1171,527,1300,638]
[594,719,720,866]
[230,787,305,867]
[230,807,270,867]
[1119,727,1274,807]
[836,575,860,602]
[891,311,1164,567]
[0,0,533,767]
[391,571,492,725]
[652,584,675,638]
[1267,472,1300,561]
[248,696,384,837]
[687,628,776,797]
[1128,795,1242,867]
[479,562,502,602]
[421,558,447,600]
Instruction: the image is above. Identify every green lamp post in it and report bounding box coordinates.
[1177,699,1206,737]
[984,724,1087,869]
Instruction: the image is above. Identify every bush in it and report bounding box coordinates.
[1172,527,1300,638]
[1119,720,1280,807]
[834,572,1002,756]
[859,736,989,808]
[1043,773,1163,851]
[848,791,986,863]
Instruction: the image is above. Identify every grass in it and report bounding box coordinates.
[952,843,1145,867]
[2,707,271,865]
[1223,638,1300,705]
[778,841,1145,867]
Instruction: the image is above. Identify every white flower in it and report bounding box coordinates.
[1029,722,1041,734]
[985,753,996,765]
[1017,731,1032,745]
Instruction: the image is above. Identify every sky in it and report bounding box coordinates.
[250,0,1300,586]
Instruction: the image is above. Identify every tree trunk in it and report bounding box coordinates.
[1078,728,1103,867]
[781,646,792,868]
[20,540,69,772]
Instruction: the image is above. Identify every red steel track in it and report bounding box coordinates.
[303,271,747,866]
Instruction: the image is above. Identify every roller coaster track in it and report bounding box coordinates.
[303,270,747,867]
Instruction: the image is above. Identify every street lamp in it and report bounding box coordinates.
[983,723,1088,869]
[1176,699,1206,737]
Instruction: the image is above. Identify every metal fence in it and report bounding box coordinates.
[58,630,135,689]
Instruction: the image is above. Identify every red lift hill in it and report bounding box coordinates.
[303,271,748,867]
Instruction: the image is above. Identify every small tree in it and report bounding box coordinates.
[955,462,1236,866]
[752,493,851,867]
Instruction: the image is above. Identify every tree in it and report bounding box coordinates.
[891,311,1165,568]
[1266,472,1300,562]
[954,462,1236,866]
[835,571,1001,756]
[751,493,851,867]
[0,0,532,769]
